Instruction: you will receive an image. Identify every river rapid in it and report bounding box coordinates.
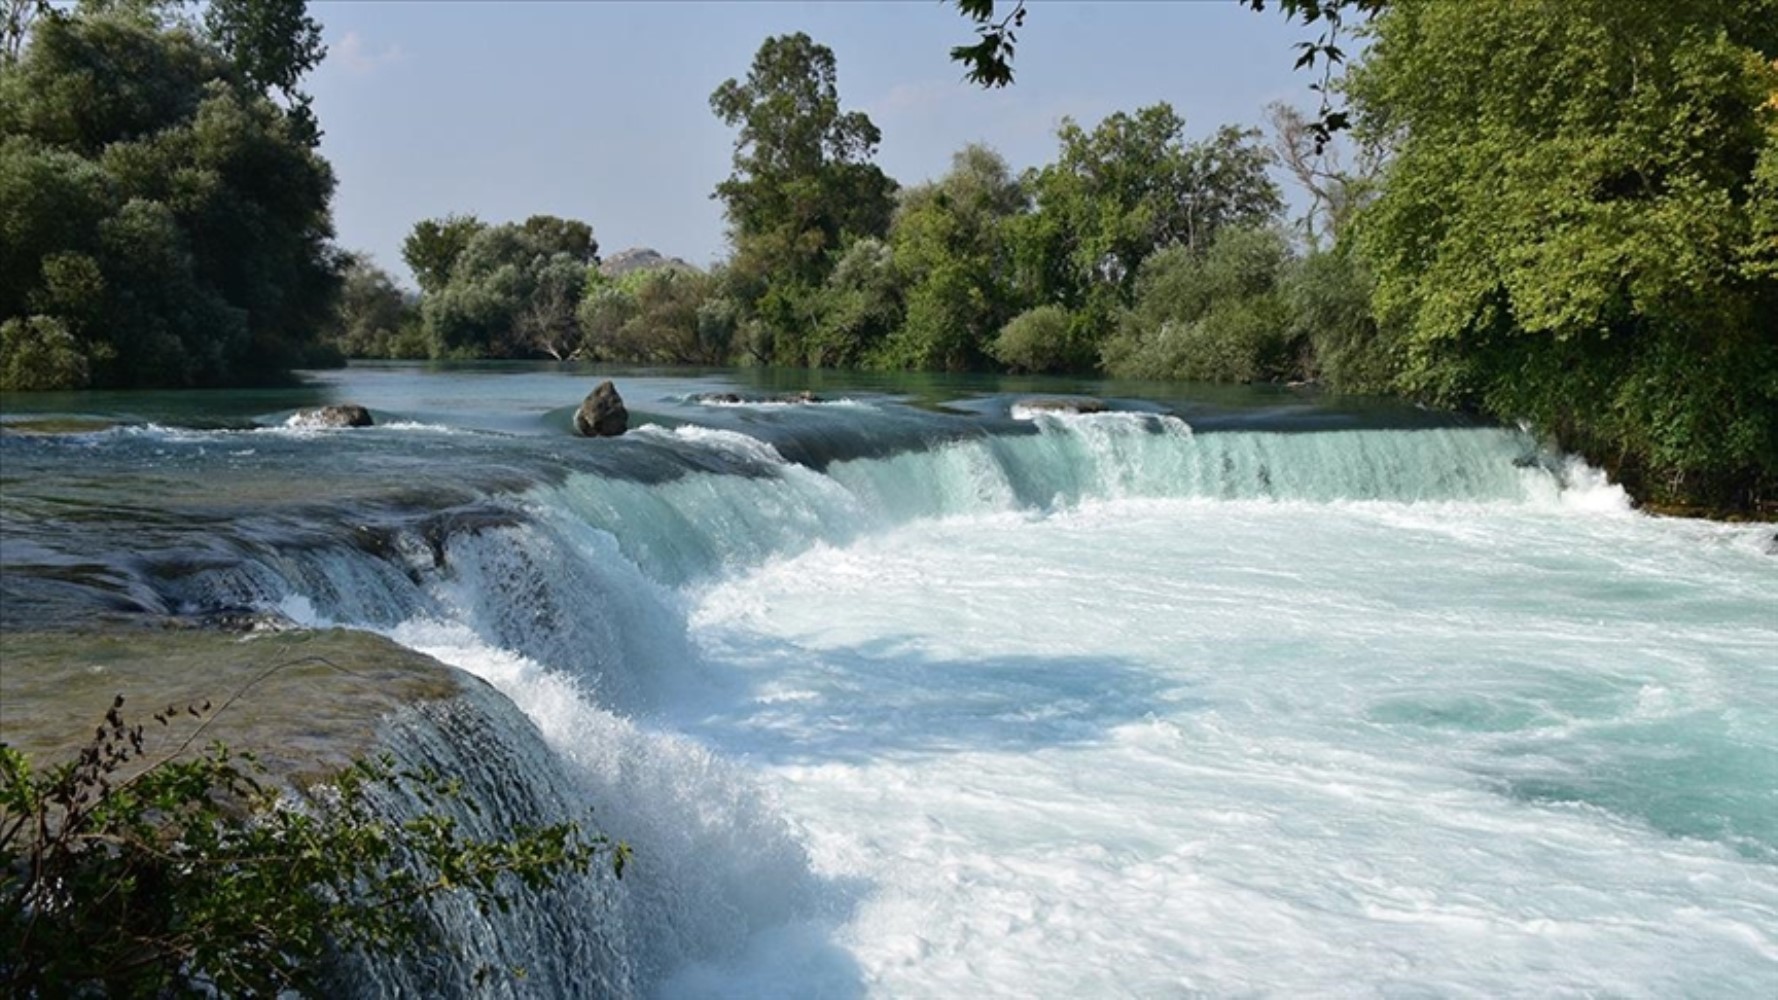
[3,363,1775,996]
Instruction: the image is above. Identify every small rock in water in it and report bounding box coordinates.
[777,390,823,404]
[693,392,745,405]
[575,380,629,437]
[1013,396,1107,415]
[291,404,373,428]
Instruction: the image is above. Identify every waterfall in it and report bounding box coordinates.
[0,404,1641,995]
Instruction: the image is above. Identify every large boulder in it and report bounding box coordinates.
[291,404,373,428]
[575,381,629,437]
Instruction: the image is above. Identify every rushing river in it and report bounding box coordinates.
[3,363,1775,996]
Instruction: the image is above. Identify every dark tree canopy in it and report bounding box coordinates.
[0,0,340,390]
[708,32,897,365]
[402,214,487,296]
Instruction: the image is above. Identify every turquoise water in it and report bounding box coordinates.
[3,364,1774,996]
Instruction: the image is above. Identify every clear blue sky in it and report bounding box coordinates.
[306,1,1324,287]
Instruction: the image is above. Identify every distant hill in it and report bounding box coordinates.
[599,248,698,277]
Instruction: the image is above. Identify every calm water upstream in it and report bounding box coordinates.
[3,362,1775,996]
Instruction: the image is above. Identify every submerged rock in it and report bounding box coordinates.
[575,380,629,437]
[1013,396,1107,415]
[165,605,301,634]
[291,404,373,428]
[691,389,823,405]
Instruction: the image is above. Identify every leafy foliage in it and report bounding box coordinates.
[1349,0,1778,508]
[711,33,896,363]
[988,303,1075,375]
[0,1,340,389]
[950,1,1384,147]
[878,144,1026,371]
[1102,227,1302,384]
[402,214,488,297]
[319,254,424,359]
[949,0,1025,88]
[415,214,599,359]
[580,265,730,365]
[0,695,624,997]
[1283,242,1397,392]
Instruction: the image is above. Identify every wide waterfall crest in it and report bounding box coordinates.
[1,403,1654,996]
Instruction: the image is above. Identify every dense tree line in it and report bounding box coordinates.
[0,0,341,389]
[344,33,1316,385]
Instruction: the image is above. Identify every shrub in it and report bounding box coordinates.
[989,304,1077,374]
[0,315,89,390]
[1101,229,1301,383]
[0,696,625,996]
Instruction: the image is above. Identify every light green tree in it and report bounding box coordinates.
[1102,226,1300,384]
[579,265,729,365]
[1349,0,1778,508]
[417,215,598,359]
[321,254,423,359]
[1010,105,1282,370]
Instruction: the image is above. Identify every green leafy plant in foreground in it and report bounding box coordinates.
[0,695,627,997]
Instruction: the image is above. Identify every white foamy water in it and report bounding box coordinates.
[666,497,1778,997]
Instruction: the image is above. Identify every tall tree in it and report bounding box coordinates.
[402,214,487,296]
[1349,0,1778,509]
[320,254,421,359]
[203,0,321,99]
[710,33,896,363]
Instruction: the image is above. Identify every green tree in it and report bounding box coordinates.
[321,254,423,359]
[0,1,339,389]
[203,0,324,141]
[402,214,487,296]
[579,265,727,365]
[711,33,897,363]
[1283,243,1397,392]
[1349,0,1778,509]
[1012,105,1282,369]
[809,236,901,368]
[1101,226,1301,383]
[878,144,1027,371]
[418,215,599,359]
[988,303,1074,374]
